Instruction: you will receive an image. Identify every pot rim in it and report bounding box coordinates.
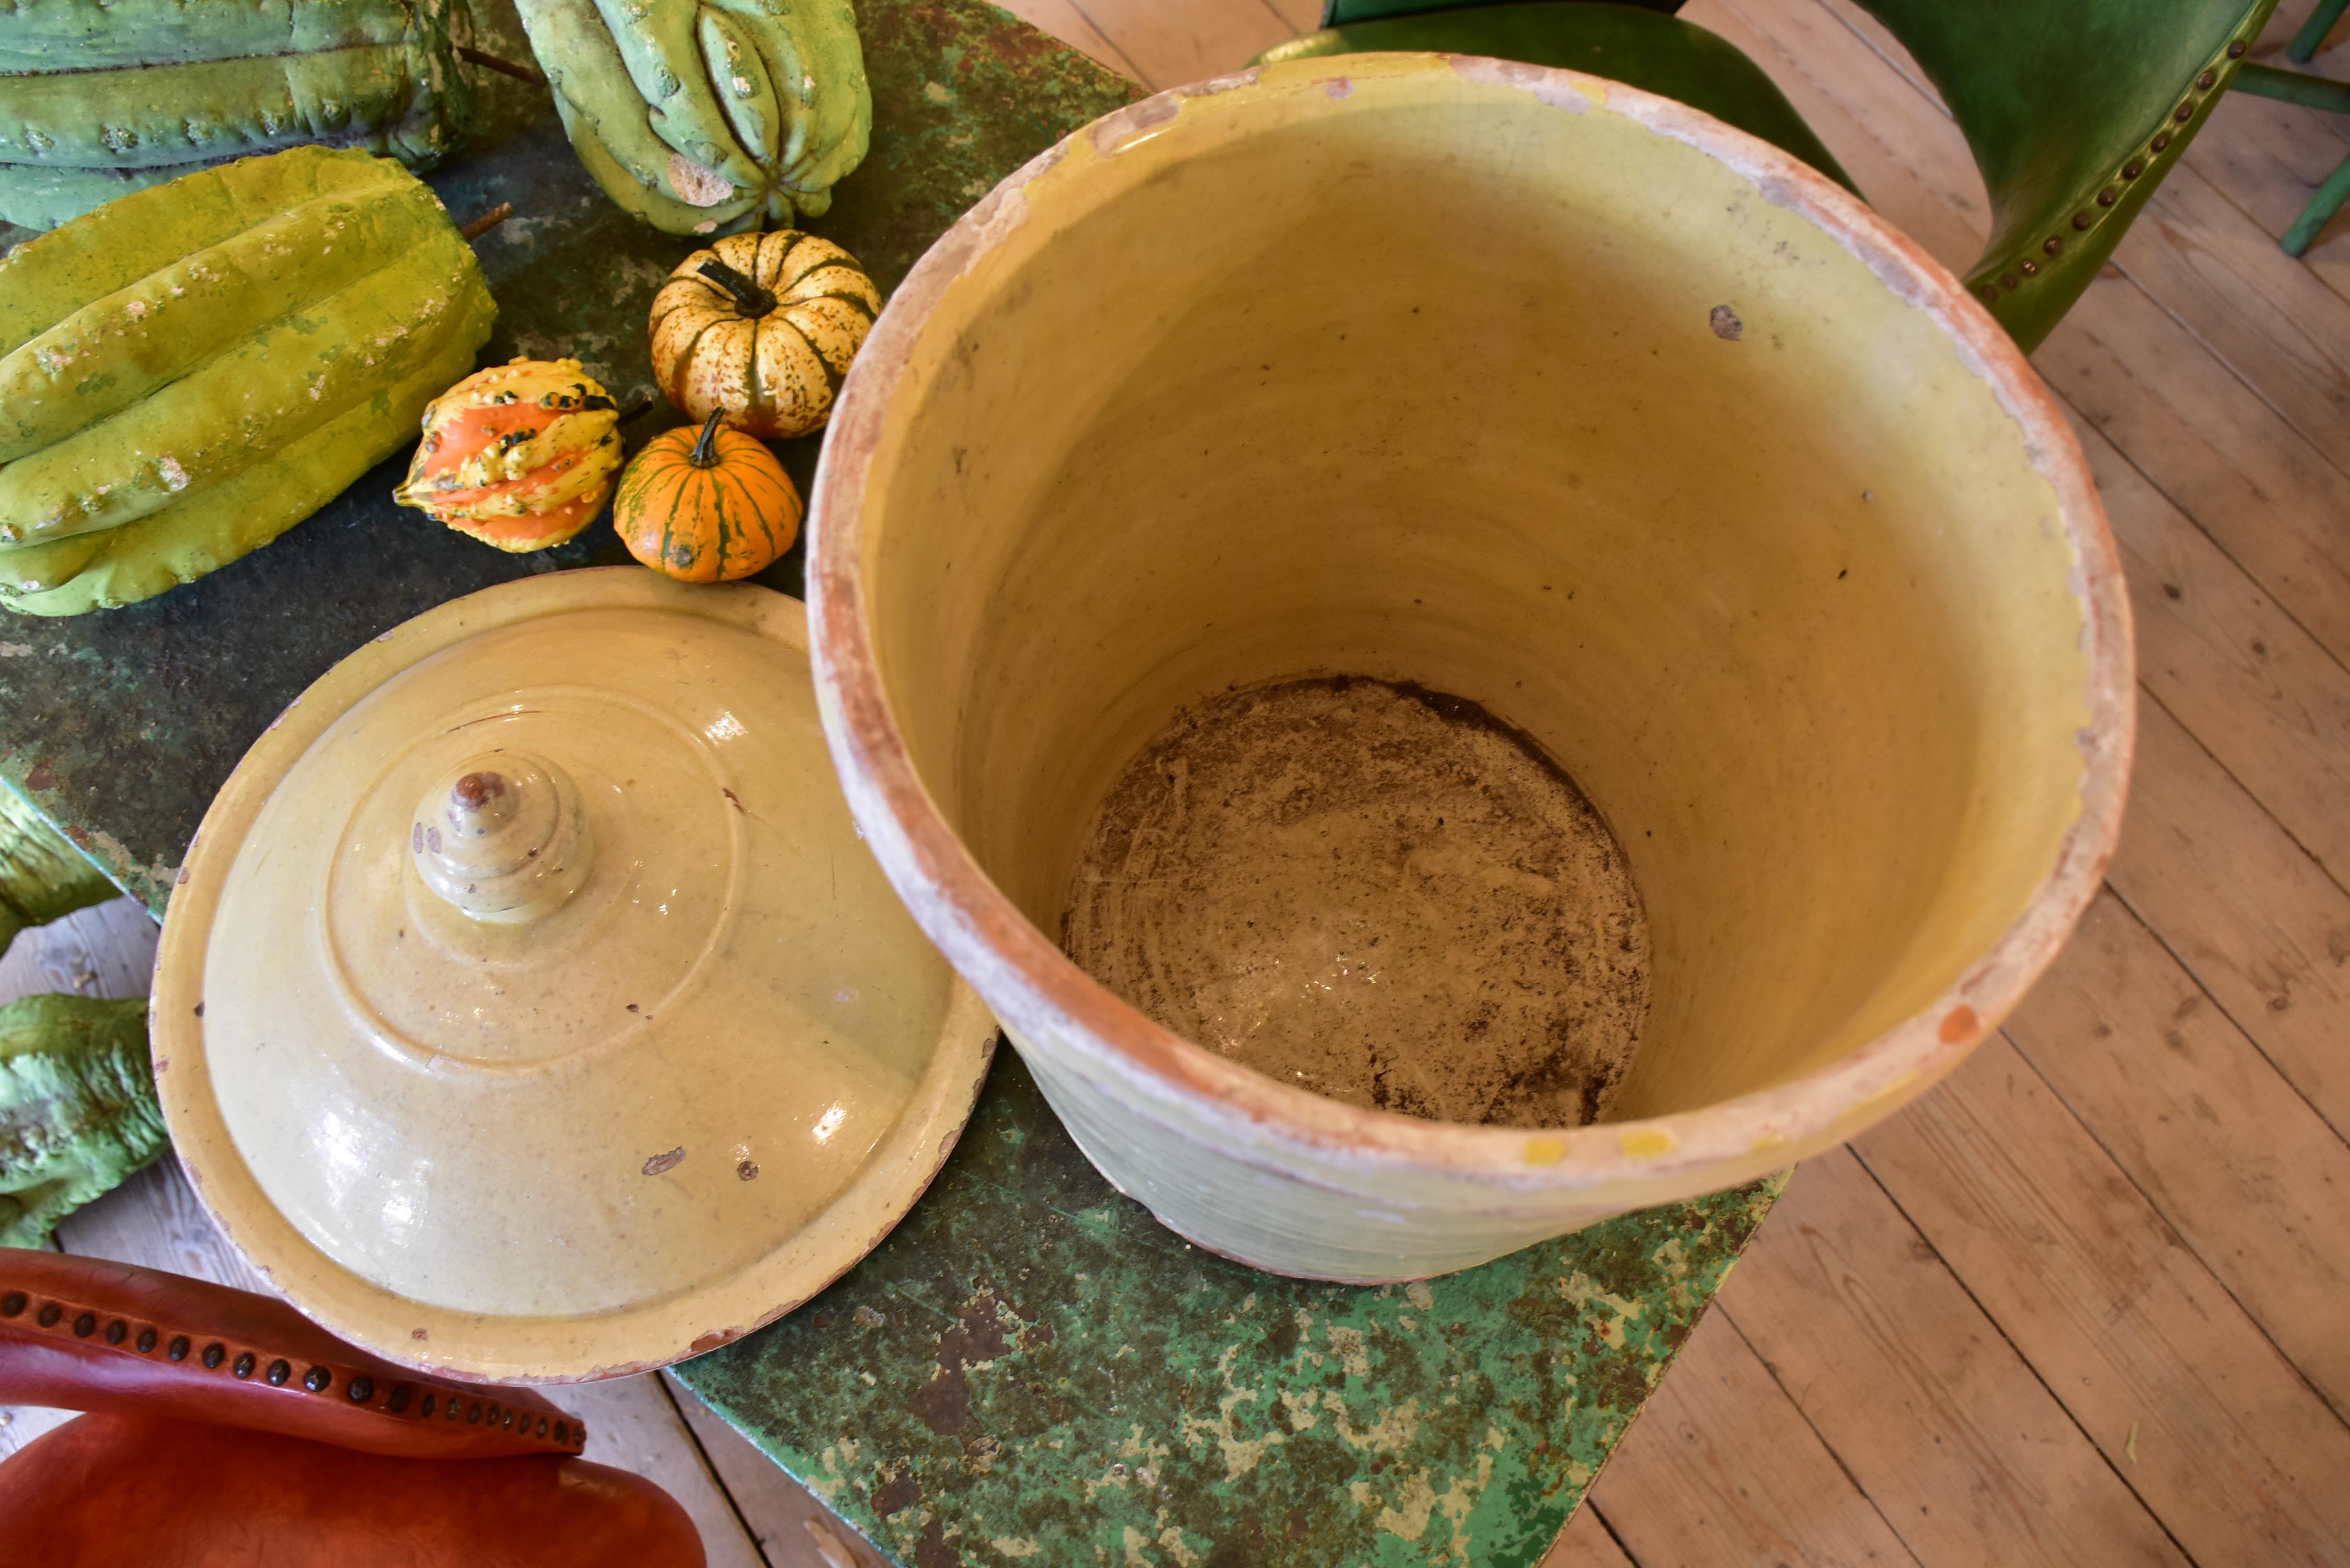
[807,53,2135,1190]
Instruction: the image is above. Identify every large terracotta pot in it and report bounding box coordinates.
[807,54,2132,1283]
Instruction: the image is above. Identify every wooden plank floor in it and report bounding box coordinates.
[9,2,2350,1562]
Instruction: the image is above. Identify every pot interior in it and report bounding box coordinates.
[856,74,2093,1124]
[1062,672,1653,1127]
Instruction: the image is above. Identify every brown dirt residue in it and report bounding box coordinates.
[1063,676,1650,1128]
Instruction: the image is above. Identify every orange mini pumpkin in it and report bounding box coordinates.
[613,411,802,583]
[648,231,881,441]
[393,359,623,551]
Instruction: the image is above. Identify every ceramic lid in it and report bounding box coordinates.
[152,569,996,1381]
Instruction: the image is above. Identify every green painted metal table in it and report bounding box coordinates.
[0,3,1780,1562]
[682,1050,1779,1567]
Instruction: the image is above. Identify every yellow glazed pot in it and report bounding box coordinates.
[808,55,2134,1283]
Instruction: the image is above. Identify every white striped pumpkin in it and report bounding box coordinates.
[648,230,882,441]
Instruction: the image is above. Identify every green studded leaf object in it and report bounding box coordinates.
[513,0,870,235]
[0,0,473,232]
[0,994,162,1249]
[0,145,497,616]
[0,789,114,958]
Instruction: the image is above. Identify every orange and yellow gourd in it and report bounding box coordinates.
[393,359,623,551]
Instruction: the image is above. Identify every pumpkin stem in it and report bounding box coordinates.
[687,409,726,468]
[697,259,777,318]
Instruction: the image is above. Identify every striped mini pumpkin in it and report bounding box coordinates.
[613,411,802,583]
[648,230,882,441]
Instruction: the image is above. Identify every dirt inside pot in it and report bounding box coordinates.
[1063,676,1650,1127]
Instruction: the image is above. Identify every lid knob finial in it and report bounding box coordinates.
[447,770,516,834]
[412,753,593,923]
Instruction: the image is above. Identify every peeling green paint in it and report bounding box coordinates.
[679,1053,1783,1568]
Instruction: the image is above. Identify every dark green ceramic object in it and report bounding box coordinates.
[0,788,114,958]
[0,994,161,1248]
[0,0,474,231]
[1297,0,2281,349]
[1865,0,2273,346]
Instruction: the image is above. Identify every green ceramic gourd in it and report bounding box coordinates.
[0,0,472,231]
[513,0,871,235]
[0,145,496,615]
[0,994,163,1248]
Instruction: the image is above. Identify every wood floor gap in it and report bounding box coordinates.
[2103,255,2350,537]
[658,1374,781,1568]
[1062,0,1151,84]
[1583,1499,1643,1565]
[2135,680,2350,903]
[1811,0,1949,123]
[1709,1301,1930,1567]
[1996,996,2350,1436]
[2178,108,2350,316]
[2058,365,2350,685]
[1836,1139,2207,1568]
[2100,872,2350,1149]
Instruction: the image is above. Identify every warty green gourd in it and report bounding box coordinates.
[512,0,870,235]
[0,995,162,1248]
[0,0,473,230]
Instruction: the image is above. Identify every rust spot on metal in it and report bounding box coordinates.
[870,1466,920,1517]
[909,1366,971,1435]
[1938,1005,1979,1044]
[908,1289,1016,1437]
[1709,304,1743,340]
[915,1517,967,1568]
